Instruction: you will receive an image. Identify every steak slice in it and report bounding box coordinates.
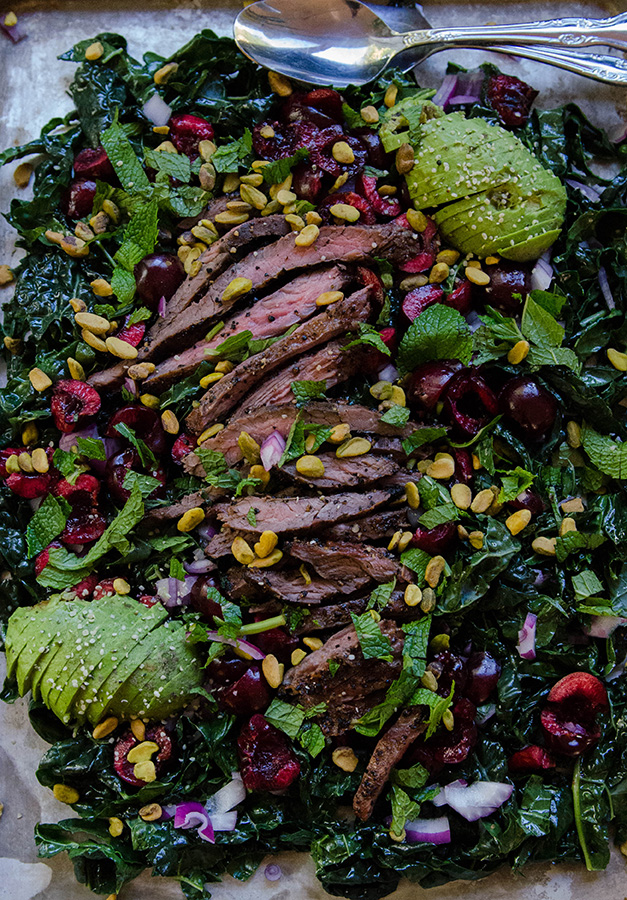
[326,509,409,542]
[213,489,392,535]
[186,287,372,433]
[353,708,426,821]
[279,622,404,735]
[205,527,253,559]
[144,264,350,392]
[294,590,423,635]
[139,221,422,362]
[141,489,221,528]
[287,540,403,585]
[165,215,291,320]
[224,566,363,605]
[239,340,361,414]
[283,452,399,491]
[183,400,426,473]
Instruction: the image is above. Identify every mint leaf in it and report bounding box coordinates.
[291,380,327,407]
[246,507,257,527]
[101,118,150,193]
[418,503,458,530]
[264,698,306,740]
[410,684,454,738]
[555,531,606,563]
[355,669,416,737]
[417,475,452,510]
[345,323,391,356]
[76,437,106,461]
[123,470,163,497]
[391,762,429,791]
[402,426,447,455]
[530,289,567,317]
[402,616,431,678]
[114,421,157,469]
[217,599,243,639]
[572,570,604,600]
[52,448,89,484]
[390,785,420,837]
[127,306,152,326]
[261,147,309,184]
[521,294,564,348]
[498,466,535,503]
[581,424,627,480]
[208,329,253,363]
[368,579,396,611]
[328,659,340,677]
[212,130,253,173]
[398,304,472,375]
[400,548,432,581]
[115,198,159,271]
[380,404,410,427]
[472,306,523,365]
[111,267,137,303]
[169,557,186,581]
[342,102,371,131]
[351,612,393,661]
[26,494,69,558]
[526,344,580,371]
[298,722,326,758]
[144,147,191,183]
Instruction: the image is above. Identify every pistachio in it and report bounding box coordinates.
[238,431,261,464]
[395,143,415,175]
[140,393,160,410]
[532,536,557,557]
[197,423,224,444]
[139,803,163,822]
[405,481,420,510]
[161,409,180,435]
[130,719,146,742]
[328,423,351,444]
[268,70,292,96]
[128,362,156,380]
[294,224,320,247]
[384,83,398,108]
[82,329,108,352]
[607,348,627,371]
[336,437,371,458]
[506,509,531,535]
[436,249,460,266]
[305,210,323,226]
[466,267,491,286]
[360,105,379,124]
[153,62,179,85]
[566,420,582,449]
[21,422,38,445]
[370,380,393,401]
[53,784,80,805]
[215,211,249,226]
[127,741,160,764]
[254,530,278,559]
[199,371,224,389]
[332,747,358,772]
[405,208,428,232]
[468,530,485,550]
[259,124,276,139]
[296,455,325,478]
[315,290,344,307]
[106,336,138,360]
[60,235,89,258]
[85,41,104,61]
[329,203,360,222]
[420,587,436,612]
[248,548,283,568]
[397,531,413,552]
[303,636,323,651]
[250,464,270,488]
[92,717,119,740]
[451,483,472,510]
[559,516,577,537]
[199,163,217,192]
[133,761,157,783]
[222,276,253,303]
[28,368,52,392]
[291,648,307,666]
[421,670,438,691]
[561,497,585,514]
[470,488,494,514]
[262,653,284,689]
[427,454,455,480]
[404,584,422,607]
[13,162,33,188]
[284,213,305,231]
[425,555,446,588]
[3,335,21,354]
[66,357,85,380]
[177,507,206,533]
[90,278,114,297]
[18,452,34,474]
[331,141,355,165]
[429,262,450,284]
[75,311,110,334]
[31,448,49,474]
[240,183,267,210]
[507,340,530,365]
[232,536,255,565]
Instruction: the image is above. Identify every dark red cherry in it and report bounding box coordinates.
[237,714,301,792]
[406,360,463,412]
[190,576,222,621]
[402,285,444,324]
[73,147,116,181]
[486,74,538,129]
[107,405,167,456]
[247,627,299,666]
[351,129,387,169]
[444,369,499,438]
[411,522,457,554]
[220,666,270,715]
[464,651,501,704]
[105,448,165,502]
[291,162,323,202]
[483,261,532,314]
[356,174,401,217]
[508,745,556,774]
[453,449,473,485]
[508,488,545,516]
[303,88,344,121]
[135,253,185,311]
[168,114,214,158]
[252,121,298,160]
[499,377,558,442]
[51,380,101,434]
[61,178,97,219]
[113,727,172,787]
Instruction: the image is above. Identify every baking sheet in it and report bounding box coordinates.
[1,0,627,897]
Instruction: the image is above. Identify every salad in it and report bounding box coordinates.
[1,18,627,900]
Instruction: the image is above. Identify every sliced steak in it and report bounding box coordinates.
[353,708,427,821]
[240,340,362,414]
[283,452,399,491]
[144,265,350,392]
[186,288,372,433]
[141,490,221,528]
[183,400,425,473]
[279,622,404,734]
[294,590,423,635]
[140,221,422,362]
[326,509,409,542]
[287,540,403,585]
[205,527,253,560]
[213,489,392,535]
[224,566,363,605]
[165,215,291,319]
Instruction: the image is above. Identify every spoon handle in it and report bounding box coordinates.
[486,44,627,86]
[402,13,627,54]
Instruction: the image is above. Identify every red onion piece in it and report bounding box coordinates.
[158,295,167,317]
[448,94,481,105]
[443,780,513,822]
[405,815,451,844]
[378,363,399,383]
[210,810,238,831]
[197,521,217,542]
[432,74,457,108]
[202,630,265,660]
[264,864,283,881]
[586,615,627,639]
[207,773,247,815]
[58,424,100,452]
[173,802,215,843]
[184,558,215,575]
[156,575,197,608]
[1,21,26,43]
[517,612,537,660]
[142,93,173,127]
[565,179,602,203]
[124,376,138,397]
[260,430,286,471]
[598,267,615,310]
[531,253,554,292]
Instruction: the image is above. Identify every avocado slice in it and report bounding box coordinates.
[501,230,563,263]
[6,602,59,679]
[13,611,68,693]
[29,634,69,701]
[84,632,158,725]
[47,615,111,724]
[11,599,85,694]
[402,111,566,259]
[379,94,443,152]
[72,597,167,723]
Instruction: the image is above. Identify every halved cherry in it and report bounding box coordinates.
[113,726,173,787]
[508,745,556,774]
[107,405,167,456]
[168,114,214,158]
[51,381,101,434]
[237,714,301,792]
[356,174,401,218]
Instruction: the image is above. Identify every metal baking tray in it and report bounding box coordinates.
[0,1,626,898]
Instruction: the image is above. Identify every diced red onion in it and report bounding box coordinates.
[142,93,173,127]
[531,253,554,292]
[197,521,217,542]
[586,615,627,639]
[517,612,537,660]
[264,864,283,882]
[173,802,215,843]
[183,557,215,575]
[448,94,481,105]
[206,773,246,815]
[598,267,615,310]
[158,295,167,317]
[202,629,265,660]
[209,811,238,831]
[565,179,602,203]
[405,815,451,844]
[156,575,197,608]
[432,74,457,108]
[124,376,138,397]
[378,363,398,383]
[1,22,26,43]
[442,780,513,822]
[260,430,286,471]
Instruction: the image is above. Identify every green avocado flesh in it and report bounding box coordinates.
[6,596,203,725]
[404,111,566,261]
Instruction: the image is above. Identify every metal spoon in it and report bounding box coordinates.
[234,0,627,87]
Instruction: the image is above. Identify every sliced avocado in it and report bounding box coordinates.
[13,615,66,693]
[72,597,167,723]
[29,634,68,701]
[379,93,443,152]
[403,111,566,259]
[47,616,110,723]
[84,633,157,725]
[501,230,563,262]
[6,603,59,679]
[11,600,84,694]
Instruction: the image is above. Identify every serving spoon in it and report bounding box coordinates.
[234,0,627,87]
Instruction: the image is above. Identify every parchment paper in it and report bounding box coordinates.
[1,1,626,897]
